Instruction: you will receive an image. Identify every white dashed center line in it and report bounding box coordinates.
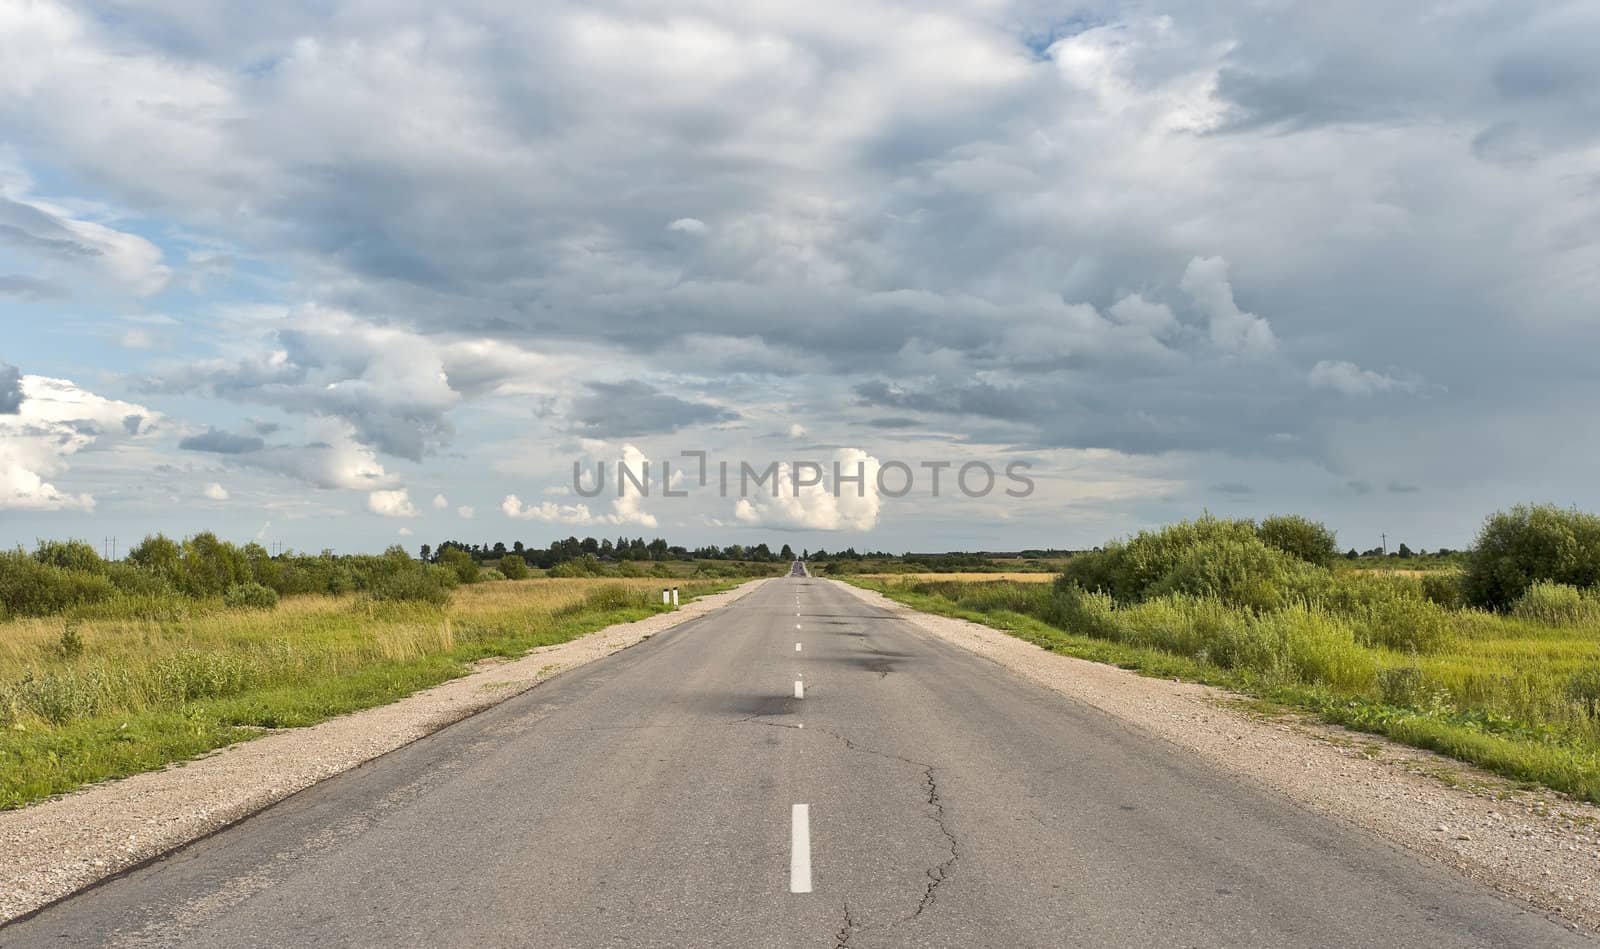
[790,804,812,894]
[795,642,802,652]
[794,680,805,699]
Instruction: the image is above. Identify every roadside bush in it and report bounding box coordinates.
[1146,535,1322,612]
[1420,573,1464,610]
[104,561,175,596]
[437,547,480,584]
[478,569,506,581]
[176,532,252,597]
[127,534,181,576]
[1058,516,1321,608]
[1462,504,1600,610]
[34,539,105,573]
[1511,581,1600,626]
[1041,583,1120,639]
[1257,515,1339,567]
[497,555,529,580]
[0,551,116,617]
[550,555,605,578]
[367,564,457,607]
[223,582,280,611]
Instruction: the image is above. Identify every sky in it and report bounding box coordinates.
[2,0,1598,556]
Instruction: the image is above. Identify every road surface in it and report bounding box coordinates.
[2,573,1588,947]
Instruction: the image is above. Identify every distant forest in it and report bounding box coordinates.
[420,536,910,567]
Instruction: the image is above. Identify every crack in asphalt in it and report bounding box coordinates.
[914,764,958,918]
[833,901,857,948]
[811,727,962,930]
[727,715,802,730]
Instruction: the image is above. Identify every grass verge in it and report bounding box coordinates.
[848,578,1600,804]
[1,578,735,808]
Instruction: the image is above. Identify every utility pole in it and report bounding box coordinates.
[1381,532,1387,556]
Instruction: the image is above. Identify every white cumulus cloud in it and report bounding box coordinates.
[367,488,418,518]
[733,449,881,531]
[0,373,159,512]
[1180,257,1277,357]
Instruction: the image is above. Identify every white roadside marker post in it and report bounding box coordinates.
[672,587,679,607]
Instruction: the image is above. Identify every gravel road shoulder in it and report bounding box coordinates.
[0,579,766,924]
[834,580,1600,935]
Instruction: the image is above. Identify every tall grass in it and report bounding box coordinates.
[0,577,730,808]
[855,513,1600,802]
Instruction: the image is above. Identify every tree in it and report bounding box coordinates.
[1256,515,1339,567]
[420,544,432,562]
[1462,504,1600,610]
[1397,543,1414,559]
[781,543,795,561]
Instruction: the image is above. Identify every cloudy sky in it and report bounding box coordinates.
[2,0,1597,555]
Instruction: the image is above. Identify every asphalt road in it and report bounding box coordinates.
[2,573,1589,948]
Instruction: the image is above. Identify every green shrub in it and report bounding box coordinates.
[1058,516,1323,608]
[1510,581,1599,626]
[437,547,479,584]
[1357,595,1454,652]
[1378,665,1430,708]
[1147,535,1322,612]
[127,534,181,575]
[550,556,604,578]
[498,555,529,580]
[0,552,116,617]
[57,622,85,659]
[478,569,506,581]
[368,564,457,607]
[1420,573,1464,609]
[34,539,105,573]
[1462,504,1600,610]
[1257,515,1339,567]
[223,582,280,611]
[105,561,176,596]
[1041,583,1120,639]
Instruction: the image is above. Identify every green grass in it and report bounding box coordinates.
[0,578,734,808]
[850,577,1600,804]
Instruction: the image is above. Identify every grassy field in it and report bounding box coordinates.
[849,569,1600,804]
[847,572,1058,584]
[0,577,733,809]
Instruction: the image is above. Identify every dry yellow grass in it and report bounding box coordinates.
[0,576,729,807]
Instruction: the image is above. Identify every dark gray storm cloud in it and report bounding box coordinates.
[570,381,736,438]
[178,427,265,454]
[0,362,21,414]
